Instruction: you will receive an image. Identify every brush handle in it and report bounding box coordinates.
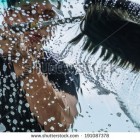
[8,16,84,32]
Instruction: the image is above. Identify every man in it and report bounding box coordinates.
[0,0,79,132]
[70,0,140,71]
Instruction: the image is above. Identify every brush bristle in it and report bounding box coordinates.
[70,0,140,71]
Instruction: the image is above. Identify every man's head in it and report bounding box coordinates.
[0,0,59,62]
[3,1,61,39]
[70,0,140,71]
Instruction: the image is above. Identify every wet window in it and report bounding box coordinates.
[0,0,140,132]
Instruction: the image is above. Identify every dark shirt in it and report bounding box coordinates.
[0,52,80,132]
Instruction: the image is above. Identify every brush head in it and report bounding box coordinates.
[70,0,140,71]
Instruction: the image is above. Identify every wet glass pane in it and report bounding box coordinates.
[0,0,140,132]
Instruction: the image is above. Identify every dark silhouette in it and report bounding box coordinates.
[0,0,79,132]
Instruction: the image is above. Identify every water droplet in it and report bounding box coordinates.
[3,64,7,72]
[116,112,121,117]
[50,126,54,131]
[0,49,3,54]
[13,119,17,125]
[29,79,33,83]
[32,10,36,14]
[108,124,111,127]
[0,123,6,131]
[44,121,47,125]
[9,98,14,103]
[25,103,30,108]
